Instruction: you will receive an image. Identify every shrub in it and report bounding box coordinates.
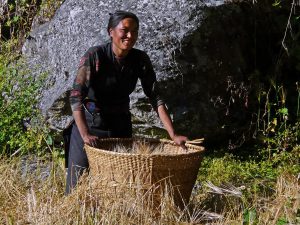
[0,56,48,155]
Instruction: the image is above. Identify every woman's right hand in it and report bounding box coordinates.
[82,133,99,147]
[72,111,98,146]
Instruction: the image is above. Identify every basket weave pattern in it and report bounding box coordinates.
[84,138,205,208]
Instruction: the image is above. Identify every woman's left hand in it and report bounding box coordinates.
[172,134,188,150]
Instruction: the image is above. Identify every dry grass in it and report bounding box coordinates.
[0,155,65,224]
[111,141,165,154]
[256,173,300,224]
[0,155,299,225]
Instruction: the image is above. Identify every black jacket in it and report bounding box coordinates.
[70,42,164,113]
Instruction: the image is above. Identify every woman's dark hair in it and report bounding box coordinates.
[107,10,139,33]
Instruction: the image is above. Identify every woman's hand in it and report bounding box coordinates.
[82,133,99,147]
[73,111,99,147]
[172,134,188,150]
[157,105,188,150]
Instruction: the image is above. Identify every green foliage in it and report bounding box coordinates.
[0,56,48,155]
[254,81,300,161]
[0,0,64,156]
[243,208,258,225]
[272,0,282,8]
[1,0,39,43]
[197,147,299,223]
[199,153,277,186]
[37,0,64,20]
[249,0,300,156]
[0,0,64,51]
[198,145,300,206]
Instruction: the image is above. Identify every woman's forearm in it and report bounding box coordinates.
[157,104,175,139]
[73,110,89,139]
[157,104,188,147]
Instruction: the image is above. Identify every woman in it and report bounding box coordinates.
[66,11,187,194]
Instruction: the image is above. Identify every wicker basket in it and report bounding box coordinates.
[84,138,205,209]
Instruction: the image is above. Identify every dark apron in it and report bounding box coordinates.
[63,109,132,168]
[85,110,132,138]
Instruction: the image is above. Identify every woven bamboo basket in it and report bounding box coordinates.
[84,138,205,209]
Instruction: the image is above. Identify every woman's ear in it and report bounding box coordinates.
[109,28,113,37]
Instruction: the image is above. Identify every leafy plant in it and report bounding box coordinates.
[0,56,49,155]
[254,81,300,162]
[0,0,65,156]
[243,208,258,225]
[1,0,64,52]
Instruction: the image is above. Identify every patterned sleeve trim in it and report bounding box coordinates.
[69,53,92,112]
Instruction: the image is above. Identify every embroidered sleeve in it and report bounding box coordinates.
[139,52,164,109]
[69,51,92,111]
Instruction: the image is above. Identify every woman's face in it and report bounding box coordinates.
[109,18,138,56]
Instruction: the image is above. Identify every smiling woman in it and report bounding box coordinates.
[109,17,139,57]
[66,10,188,194]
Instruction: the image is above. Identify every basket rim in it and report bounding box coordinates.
[84,137,205,157]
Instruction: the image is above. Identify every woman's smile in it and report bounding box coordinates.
[110,18,138,57]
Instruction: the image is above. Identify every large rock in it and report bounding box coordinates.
[22,0,298,146]
[0,0,7,16]
[22,0,224,131]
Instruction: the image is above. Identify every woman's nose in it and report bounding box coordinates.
[126,31,132,38]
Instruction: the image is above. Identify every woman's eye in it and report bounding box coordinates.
[119,29,138,35]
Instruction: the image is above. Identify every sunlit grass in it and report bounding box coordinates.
[0,153,299,225]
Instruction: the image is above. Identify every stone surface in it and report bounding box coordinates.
[22,0,297,147]
[22,0,223,131]
[0,0,7,16]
